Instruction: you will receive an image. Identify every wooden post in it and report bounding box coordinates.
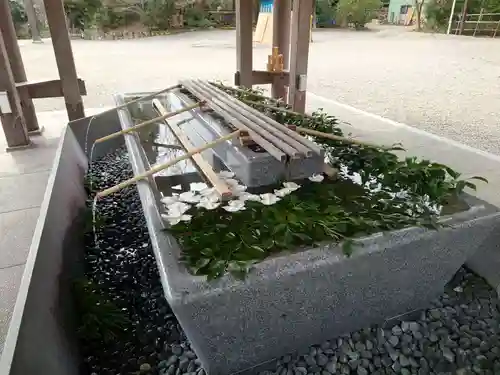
[459,0,469,35]
[288,0,313,113]
[271,0,291,100]
[235,0,253,87]
[0,0,40,133]
[0,31,31,149]
[44,0,85,120]
[23,0,43,42]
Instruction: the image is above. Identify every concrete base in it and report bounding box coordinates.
[5,142,33,152]
[28,126,45,136]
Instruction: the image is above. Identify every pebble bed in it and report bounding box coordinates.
[83,148,500,375]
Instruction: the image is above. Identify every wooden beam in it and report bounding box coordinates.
[235,0,253,88]
[251,70,289,85]
[288,0,314,113]
[0,31,30,149]
[16,79,87,99]
[43,0,85,121]
[272,0,291,100]
[0,0,40,133]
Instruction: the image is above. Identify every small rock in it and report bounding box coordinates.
[388,335,399,347]
[295,367,307,375]
[399,354,410,367]
[357,367,368,375]
[140,363,152,372]
[325,361,336,374]
[317,354,329,367]
[392,326,403,336]
[442,347,455,363]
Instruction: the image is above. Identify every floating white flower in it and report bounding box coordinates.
[161,213,192,226]
[274,188,294,197]
[231,184,248,195]
[260,193,280,206]
[223,199,246,212]
[190,182,209,192]
[167,202,191,215]
[224,178,239,187]
[197,198,220,210]
[218,170,235,179]
[160,195,179,206]
[199,187,220,202]
[308,174,324,183]
[179,191,201,203]
[238,192,261,202]
[283,181,301,191]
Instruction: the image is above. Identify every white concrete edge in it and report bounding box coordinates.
[307,92,500,163]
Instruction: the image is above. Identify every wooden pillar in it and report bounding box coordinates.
[44,0,85,120]
[23,0,43,42]
[0,31,31,149]
[235,0,253,88]
[271,0,291,100]
[288,0,313,113]
[0,0,40,133]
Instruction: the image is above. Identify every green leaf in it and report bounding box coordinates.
[342,239,355,257]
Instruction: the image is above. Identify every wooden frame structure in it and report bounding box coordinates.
[235,0,313,113]
[1,0,312,149]
[0,0,86,150]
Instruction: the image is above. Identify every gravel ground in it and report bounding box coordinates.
[86,147,500,375]
[19,26,500,154]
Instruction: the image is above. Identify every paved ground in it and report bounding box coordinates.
[19,26,500,154]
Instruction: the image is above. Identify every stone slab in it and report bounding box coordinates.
[0,110,121,375]
[0,265,23,354]
[0,172,49,214]
[0,208,40,269]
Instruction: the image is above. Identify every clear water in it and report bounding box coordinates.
[92,196,99,247]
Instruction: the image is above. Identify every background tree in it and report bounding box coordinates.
[336,0,382,28]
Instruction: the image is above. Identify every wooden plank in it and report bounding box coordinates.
[251,70,289,85]
[272,0,291,100]
[43,0,85,120]
[152,99,232,199]
[288,0,314,113]
[0,31,30,149]
[236,0,253,88]
[16,78,87,99]
[0,0,40,132]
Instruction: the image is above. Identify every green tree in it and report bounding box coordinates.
[316,0,338,27]
[9,0,28,28]
[336,0,382,28]
[64,0,103,30]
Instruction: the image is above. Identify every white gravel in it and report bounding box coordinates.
[18,26,500,154]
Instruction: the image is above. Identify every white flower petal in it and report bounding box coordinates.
[168,202,191,215]
[197,199,220,210]
[190,182,208,192]
[238,192,261,202]
[179,214,192,222]
[224,178,239,187]
[274,188,294,197]
[308,174,324,183]
[200,187,216,196]
[179,191,201,203]
[218,170,235,179]
[260,193,280,206]
[223,199,246,212]
[283,181,301,191]
[232,184,248,195]
[161,195,179,205]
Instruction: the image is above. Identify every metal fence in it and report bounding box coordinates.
[450,10,500,37]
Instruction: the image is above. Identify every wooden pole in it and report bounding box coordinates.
[97,130,242,198]
[152,99,233,199]
[459,0,470,35]
[0,0,40,133]
[235,0,253,87]
[288,0,314,113]
[95,102,203,144]
[0,31,31,149]
[43,0,85,121]
[271,0,291,100]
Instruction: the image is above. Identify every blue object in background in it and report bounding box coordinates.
[260,0,274,13]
